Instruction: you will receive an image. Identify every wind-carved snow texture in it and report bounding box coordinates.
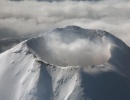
[0,25,130,100]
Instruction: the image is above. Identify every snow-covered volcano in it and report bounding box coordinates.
[0,26,130,100]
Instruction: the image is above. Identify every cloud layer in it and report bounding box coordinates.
[0,0,130,46]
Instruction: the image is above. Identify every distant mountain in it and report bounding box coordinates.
[0,26,130,100]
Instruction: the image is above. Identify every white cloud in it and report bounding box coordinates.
[0,0,130,46]
[43,32,111,66]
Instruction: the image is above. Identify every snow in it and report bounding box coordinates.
[0,25,130,100]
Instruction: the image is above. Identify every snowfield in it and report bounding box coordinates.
[0,26,130,100]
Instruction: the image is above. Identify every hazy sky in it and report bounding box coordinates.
[0,0,130,46]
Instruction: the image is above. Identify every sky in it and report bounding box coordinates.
[0,0,130,46]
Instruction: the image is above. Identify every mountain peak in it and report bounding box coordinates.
[65,25,82,29]
[0,26,130,100]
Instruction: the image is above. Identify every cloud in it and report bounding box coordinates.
[43,32,111,66]
[0,0,130,47]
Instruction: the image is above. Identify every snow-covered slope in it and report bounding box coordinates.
[0,26,130,100]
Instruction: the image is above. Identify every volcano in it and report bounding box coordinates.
[0,26,130,100]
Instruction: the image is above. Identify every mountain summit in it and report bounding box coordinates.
[0,26,130,100]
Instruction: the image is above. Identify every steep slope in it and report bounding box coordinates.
[0,26,130,100]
